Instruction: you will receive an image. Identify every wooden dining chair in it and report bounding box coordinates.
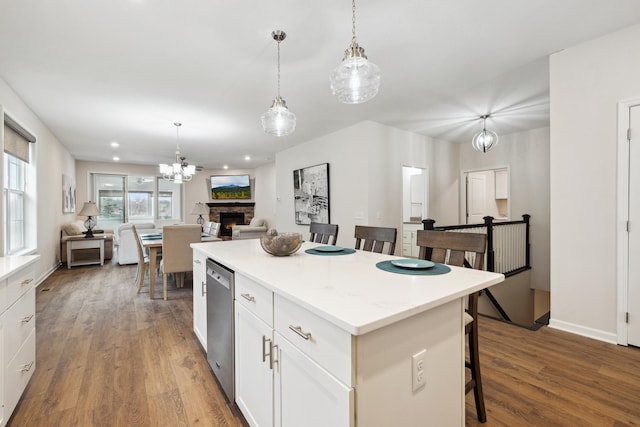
[131,225,149,293]
[309,222,339,245]
[354,225,397,255]
[160,225,202,300]
[415,229,488,423]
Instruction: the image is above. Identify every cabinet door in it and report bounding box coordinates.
[274,332,353,427]
[192,268,207,351]
[0,317,4,427]
[192,250,207,350]
[235,303,274,427]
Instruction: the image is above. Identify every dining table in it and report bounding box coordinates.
[140,231,221,299]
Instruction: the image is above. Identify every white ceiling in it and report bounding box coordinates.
[1,0,640,170]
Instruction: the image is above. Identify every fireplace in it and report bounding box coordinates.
[220,212,245,237]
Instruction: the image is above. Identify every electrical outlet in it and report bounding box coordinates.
[412,349,426,391]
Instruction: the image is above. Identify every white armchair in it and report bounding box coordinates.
[232,218,268,240]
[116,222,157,265]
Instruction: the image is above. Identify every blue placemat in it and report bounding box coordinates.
[141,233,162,240]
[305,248,356,256]
[375,260,451,275]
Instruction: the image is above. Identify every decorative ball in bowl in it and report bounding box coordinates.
[260,230,303,256]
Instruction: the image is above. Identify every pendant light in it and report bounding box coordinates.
[330,0,381,104]
[471,115,499,153]
[159,122,196,183]
[261,30,296,137]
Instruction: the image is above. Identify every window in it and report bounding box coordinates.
[4,154,27,253]
[92,174,183,229]
[3,116,35,255]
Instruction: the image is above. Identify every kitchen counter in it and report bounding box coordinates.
[191,239,503,336]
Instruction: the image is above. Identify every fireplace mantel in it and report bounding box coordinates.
[206,202,255,208]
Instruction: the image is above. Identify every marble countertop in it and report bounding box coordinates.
[0,255,39,281]
[192,240,504,336]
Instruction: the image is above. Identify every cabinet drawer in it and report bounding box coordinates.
[274,294,353,386]
[5,288,35,365]
[7,264,35,307]
[5,328,36,420]
[192,250,207,274]
[235,274,273,326]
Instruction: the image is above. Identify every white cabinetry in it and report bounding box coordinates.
[0,257,39,427]
[234,274,353,427]
[192,249,207,350]
[402,223,422,258]
[495,170,508,199]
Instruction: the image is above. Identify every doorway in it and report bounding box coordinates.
[462,167,510,224]
[618,102,640,346]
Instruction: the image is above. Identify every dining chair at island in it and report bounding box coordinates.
[354,225,397,255]
[309,222,339,245]
[160,225,202,300]
[416,229,488,423]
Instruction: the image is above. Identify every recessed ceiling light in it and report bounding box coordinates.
[244,156,251,161]
[113,156,120,161]
[223,165,229,170]
[110,141,119,148]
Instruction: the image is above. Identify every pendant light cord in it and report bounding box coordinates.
[351,0,357,47]
[277,38,281,99]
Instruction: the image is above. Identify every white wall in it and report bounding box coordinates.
[459,127,550,292]
[275,120,446,250]
[0,76,76,280]
[549,24,640,342]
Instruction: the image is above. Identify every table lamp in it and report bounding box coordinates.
[191,202,209,229]
[78,201,100,238]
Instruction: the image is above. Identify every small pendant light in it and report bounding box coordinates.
[472,115,499,153]
[330,0,381,104]
[261,30,296,137]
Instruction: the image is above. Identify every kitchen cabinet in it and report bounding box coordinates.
[495,170,508,199]
[402,223,422,258]
[0,255,39,427]
[192,239,504,426]
[234,274,274,427]
[192,249,207,350]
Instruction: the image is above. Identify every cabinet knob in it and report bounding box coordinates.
[21,314,34,323]
[19,361,34,373]
[20,278,33,286]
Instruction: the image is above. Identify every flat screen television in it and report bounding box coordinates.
[210,174,251,200]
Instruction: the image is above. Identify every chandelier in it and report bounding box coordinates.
[261,30,296,137]
[329,0,381,104]
[471,115,499,153]
[159,122,196,183]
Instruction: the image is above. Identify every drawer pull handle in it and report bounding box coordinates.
[201,281,206,297]
[289,325,312,341]
[241,293,255,302]
[194,259,201,264]
[19,361,34,373]
[21,278,34,286]
[21,314,34,323]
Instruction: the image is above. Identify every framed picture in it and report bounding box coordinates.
[293,163,330,225]
[62,173,75,213]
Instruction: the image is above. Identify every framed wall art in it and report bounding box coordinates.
[62,173,76,213]
[293,163,330,225]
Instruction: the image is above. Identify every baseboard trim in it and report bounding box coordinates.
[548,318,617,344]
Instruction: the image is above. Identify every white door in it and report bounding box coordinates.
[466,172,487,224]
[628,105,640,346]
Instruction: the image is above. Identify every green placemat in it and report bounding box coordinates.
[375,260,451,275]
[305,248,356,256]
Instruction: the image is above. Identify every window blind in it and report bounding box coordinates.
[3,114,35,163]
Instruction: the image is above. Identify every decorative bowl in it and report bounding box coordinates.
[260,230,303,256]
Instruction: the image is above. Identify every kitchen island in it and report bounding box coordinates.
[192,239,504,427]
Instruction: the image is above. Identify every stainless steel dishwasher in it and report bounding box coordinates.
[206,258,235,402]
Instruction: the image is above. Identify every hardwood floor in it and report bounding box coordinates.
[7,260,640,426]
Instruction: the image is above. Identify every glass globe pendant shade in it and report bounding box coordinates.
[330,44,381,104]
[261,96,296,137]
[471,129,499,153]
